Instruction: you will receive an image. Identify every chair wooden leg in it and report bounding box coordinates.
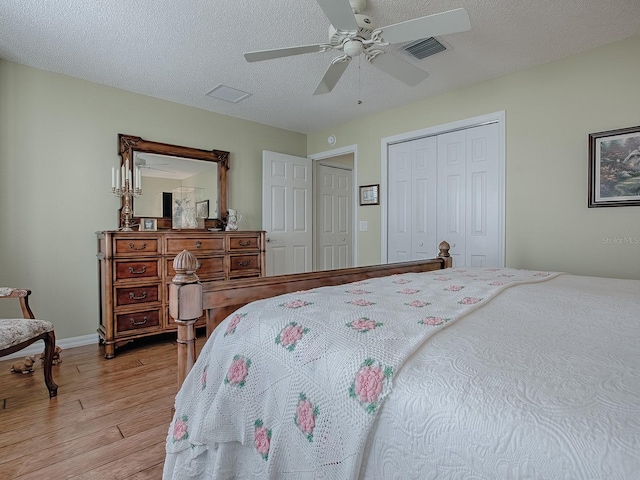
[42,330,58,398]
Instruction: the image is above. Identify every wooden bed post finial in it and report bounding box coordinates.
[169,250,203,389]
[438,241,452,268]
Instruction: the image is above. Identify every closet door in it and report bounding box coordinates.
[464,123,501,266]
[437,123,500,267]
[387,137,437,262]
[437,130,467,267]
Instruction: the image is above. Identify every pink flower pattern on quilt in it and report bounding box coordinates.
[172,416,189,443]
[201,365,208,390]
[347,317,382,332]
[350,358,393,414]
[225,355,251,387]
[420,316,449,326]
[254,419,271,460]
[397,288,419,294]
[458,297,482,305]
[347,288,371,295]
[348,299,376,307]
[295,393,319,442]
[281,299,313,309]
[444,285,464,291]
[276,322,309,351]
[406,300,430,308]
[224,313,246,336]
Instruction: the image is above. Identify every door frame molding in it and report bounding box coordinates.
[309,144,358,267]
[380,111,506,264]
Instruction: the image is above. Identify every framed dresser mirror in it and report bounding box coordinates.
[118,134,229,230]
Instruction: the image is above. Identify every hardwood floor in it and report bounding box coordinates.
[0,334,205,479]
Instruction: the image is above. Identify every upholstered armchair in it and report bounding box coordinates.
[0,287,58,397]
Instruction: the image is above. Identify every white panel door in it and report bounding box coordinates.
[315,164,352,270]
[465,123,501,267]
[411,137,438,259]
[262,151,312,276]
[437,130,467,267]
[436,123,501,267]
[388,136,437,262]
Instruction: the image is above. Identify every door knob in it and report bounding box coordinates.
[266,238,276,243]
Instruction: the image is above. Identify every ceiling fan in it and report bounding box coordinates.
[134,155,175,174]
[244,0,470,95]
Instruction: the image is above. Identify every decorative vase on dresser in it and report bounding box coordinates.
[96,230,266,358]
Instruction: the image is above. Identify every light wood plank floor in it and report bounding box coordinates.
[0,334,205,479]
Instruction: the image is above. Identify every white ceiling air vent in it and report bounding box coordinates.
[205,84,252,103]
[402,37,446,60]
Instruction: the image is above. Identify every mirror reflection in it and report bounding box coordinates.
[132,152,219,219]
[118,134,229,230]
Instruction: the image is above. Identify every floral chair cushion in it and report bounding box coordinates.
[0,318,54,350]
[0,287,16,297]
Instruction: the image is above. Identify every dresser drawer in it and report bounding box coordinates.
[229,254,261,274]
[114,284,161,307]
[116,309,162,333]
[114,259,162,281]
[165,256,225,280]
[166,236,224,254]
[114,237,160,256]
[228,235,261,251]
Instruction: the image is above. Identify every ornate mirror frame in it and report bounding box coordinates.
[118,134,229,230]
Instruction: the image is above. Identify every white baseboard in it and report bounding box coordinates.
[2,333,99,361]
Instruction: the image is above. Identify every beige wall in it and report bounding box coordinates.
[308,35,640,280]
[0,60,306,339]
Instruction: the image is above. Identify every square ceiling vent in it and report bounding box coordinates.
[402,37,447,60]
[206,84,252,103]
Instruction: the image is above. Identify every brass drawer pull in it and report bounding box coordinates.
[128,266,147,274]
[195,241,202,249]
[130,316,148,326]
[239,260,251,267]
[129,291,147,300]
[239,240,252,247]
[128,243,147,250]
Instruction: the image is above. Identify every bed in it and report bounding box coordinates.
[163,246,640,479]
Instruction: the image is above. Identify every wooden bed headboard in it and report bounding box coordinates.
[169,241,451,387]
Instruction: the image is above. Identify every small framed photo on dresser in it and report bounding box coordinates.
[139,218,157,231]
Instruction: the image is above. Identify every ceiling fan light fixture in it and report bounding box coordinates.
[205,84,252,103]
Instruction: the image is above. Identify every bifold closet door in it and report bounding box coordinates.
[437,123,500,267]
[387,136,437,262]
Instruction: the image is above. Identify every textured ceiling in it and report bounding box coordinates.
[1,0,638,134]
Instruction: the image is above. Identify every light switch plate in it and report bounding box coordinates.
[359,221,368,231]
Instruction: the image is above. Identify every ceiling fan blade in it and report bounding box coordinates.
[316,0,358,32]
[377,8,470,45]
[369,53,428,86]
[244,44,325,62]
[313,60,350,95]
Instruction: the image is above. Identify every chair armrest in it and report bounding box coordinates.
[0,288,35,319]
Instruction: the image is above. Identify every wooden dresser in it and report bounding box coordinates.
[96,230,265,358]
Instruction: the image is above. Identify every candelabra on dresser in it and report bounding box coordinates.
[112,160,142,232]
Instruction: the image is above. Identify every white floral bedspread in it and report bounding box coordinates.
[164,267,560,479]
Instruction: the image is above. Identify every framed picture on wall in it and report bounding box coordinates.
[589,125,640,207]
[359,184,380,206]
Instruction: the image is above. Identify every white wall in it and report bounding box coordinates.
[308,35,640,280]
[0,60,306,339]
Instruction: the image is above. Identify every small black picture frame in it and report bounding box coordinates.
[359,184,380,206]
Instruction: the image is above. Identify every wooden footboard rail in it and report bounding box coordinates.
[169,241,451,389]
